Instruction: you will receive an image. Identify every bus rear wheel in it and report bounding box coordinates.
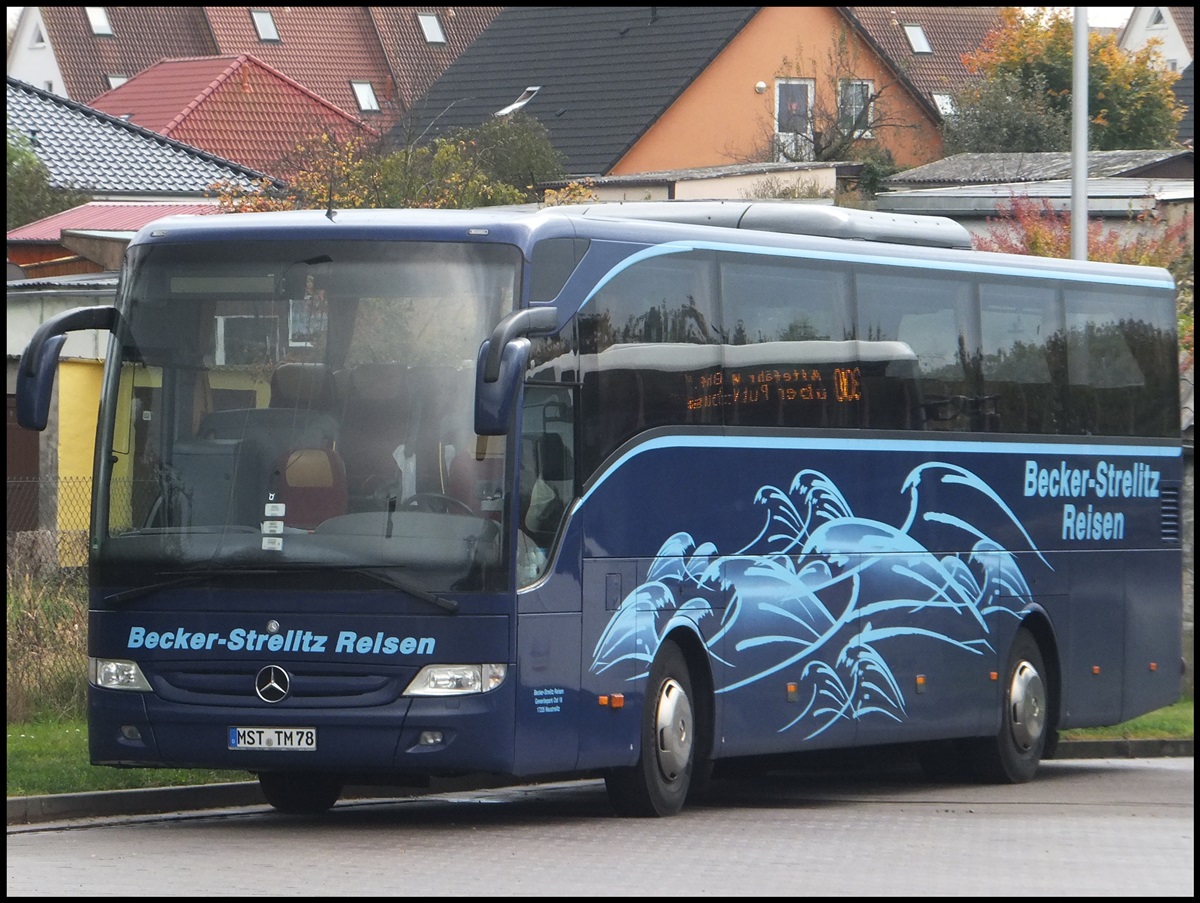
[259,772,343,814]
[971,629,1050,784]
[605,640,696,817]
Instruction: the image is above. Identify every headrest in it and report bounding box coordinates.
[271,363,335,410]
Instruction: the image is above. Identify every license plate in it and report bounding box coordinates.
[228,727,316,750]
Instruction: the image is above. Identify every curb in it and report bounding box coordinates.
[8,738,1192,827]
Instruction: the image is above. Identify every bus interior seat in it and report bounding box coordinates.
[337,362,412,508]
[271,447,348,530]
[270,362,338,412]
[520,432,573,543]
[447,434,505,518]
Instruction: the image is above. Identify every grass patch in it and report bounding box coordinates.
[1061,698,1193,741]
[6,718,251,797]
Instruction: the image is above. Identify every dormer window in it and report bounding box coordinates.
[903,24,932,54]
[85,7,113,36]
[418,13,446,44]
[251,10,280,42]
[495,87,541,117]
[351,81,380,112]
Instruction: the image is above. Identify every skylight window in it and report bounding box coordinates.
[351,81,380,112]
[903,24,932,54]
[85,7,113,36]
[418,13,446,44]
[251,10,280,42]
[495,87,541,117]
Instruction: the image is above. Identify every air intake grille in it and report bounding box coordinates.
[1160,484,1180,544]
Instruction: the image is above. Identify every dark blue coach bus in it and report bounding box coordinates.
[16,201,1183,816]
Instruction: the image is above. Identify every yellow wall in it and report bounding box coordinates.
[612,7,942,175]
[56,359,104,562]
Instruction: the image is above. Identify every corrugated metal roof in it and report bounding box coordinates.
[886,150,1195,186]
[7,77,272,197]
[8,202,220,243]
[876,178,1194,215]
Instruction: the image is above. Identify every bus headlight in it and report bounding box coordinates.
[89,657,152,692]
[403,664,507,696]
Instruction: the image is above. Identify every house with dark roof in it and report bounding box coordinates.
[6,6,502,133]
[883,149,1195,190]
[7,76,276,274]
[86,54,380,180]
[395,6,1004,179]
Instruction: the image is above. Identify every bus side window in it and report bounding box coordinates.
[857,269,977,432]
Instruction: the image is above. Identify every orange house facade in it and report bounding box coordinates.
[614,7,944,176]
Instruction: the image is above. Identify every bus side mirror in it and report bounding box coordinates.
[475,306,558,436]
[474,338,531,435]
[16,305,120,431]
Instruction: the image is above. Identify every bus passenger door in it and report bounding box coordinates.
[578,558,643,771]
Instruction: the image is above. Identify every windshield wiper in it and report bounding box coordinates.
[352,568,459,614]
[105,573,211,604]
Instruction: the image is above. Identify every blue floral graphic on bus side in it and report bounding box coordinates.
[589,463,1048,738]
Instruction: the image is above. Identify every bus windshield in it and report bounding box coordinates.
[97,238,520,592]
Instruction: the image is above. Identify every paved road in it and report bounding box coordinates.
[7,755,1193,897]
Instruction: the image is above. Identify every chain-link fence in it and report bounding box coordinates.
[6,478,92,579]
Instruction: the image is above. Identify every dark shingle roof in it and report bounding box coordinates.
[392,6,760,178]
[367,6,504,111]
[1175,62,1194,145]
[6,77,273,197]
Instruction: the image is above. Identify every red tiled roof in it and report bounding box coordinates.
[368,7,503,110]
[8,202,220,243]
[38,7,217,103]
[845,7,1004,103]
[203,6,399,129]
[89,55,378,179]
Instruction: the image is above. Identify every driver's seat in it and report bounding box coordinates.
[273,447,347,530]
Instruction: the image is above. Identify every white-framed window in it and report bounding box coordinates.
[85,7,113,36]
[932,93,955,117]
[30,25,47,48]
[903,24,932,54]
[839,79,873,136]
[775,78,815,161]
[351,81,380,112]
[495,86,541,116]
[417,13,446,44]
[106,75,128,90]
[251,10,280,42]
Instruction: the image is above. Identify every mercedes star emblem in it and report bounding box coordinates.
[255,665,291,703]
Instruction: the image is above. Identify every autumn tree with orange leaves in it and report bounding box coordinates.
[947,7,1183,152]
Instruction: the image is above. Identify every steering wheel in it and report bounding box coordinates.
[400,493,475,516]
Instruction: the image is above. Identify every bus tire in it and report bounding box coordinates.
[972,629,1050,784]
[604,640,696,817]
[259,772,343,814]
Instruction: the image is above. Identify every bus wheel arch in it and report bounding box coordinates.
[972,623,1055,783]
[604,633,710,817]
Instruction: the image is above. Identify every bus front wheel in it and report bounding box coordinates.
[259,772,343,814]
[605,640,696,817]
[972,629,1050,784]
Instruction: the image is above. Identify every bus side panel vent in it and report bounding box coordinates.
[1160,483,1180,544]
